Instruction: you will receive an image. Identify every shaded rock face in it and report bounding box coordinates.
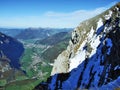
[0,32,24,69]
[35,3,120,90]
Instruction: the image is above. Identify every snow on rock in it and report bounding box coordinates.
[90,35,101,57]
[105,10,113,20]
[115,6,119,11]
[69,18,104,71]
[96,18,103,30]
[69,50,86,71]
[89,18,103,57]
[87,27,94,39]
[69,35,87,71]
[69,27,94,71]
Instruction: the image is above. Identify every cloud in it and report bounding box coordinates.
[0,2,117,28]
[43,7,107,28]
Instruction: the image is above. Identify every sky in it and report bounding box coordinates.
[0,0,119,28]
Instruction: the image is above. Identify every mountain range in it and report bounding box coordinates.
[15,28,72,40]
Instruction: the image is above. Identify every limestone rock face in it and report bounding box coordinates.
[51,2,120,75]
[51,51,69,75]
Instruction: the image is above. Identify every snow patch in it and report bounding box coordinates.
[115,6,119,11]
[88,27,94,39]
[69,50,86,71]
[96,18,103,30]
[90,35,101,57]
[105,10,112,20]
[69,24,102,71]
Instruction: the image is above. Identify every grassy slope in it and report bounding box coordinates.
[42,41,69,62]
[5,79,40,90]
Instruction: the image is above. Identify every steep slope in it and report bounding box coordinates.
[0,32,24,69]
[51,2,120,75]
[34,2,120,90]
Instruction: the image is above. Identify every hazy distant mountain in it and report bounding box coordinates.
[15,28,72,40]
[0,28,24,37]
[35,32,71,45]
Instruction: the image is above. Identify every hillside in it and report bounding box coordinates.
[37,32,71,62]
[35,32,71,45]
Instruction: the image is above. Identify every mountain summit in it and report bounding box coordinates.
[35,2,120,90]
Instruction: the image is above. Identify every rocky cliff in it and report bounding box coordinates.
[51,2,120,75]
[35,2,120,90]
